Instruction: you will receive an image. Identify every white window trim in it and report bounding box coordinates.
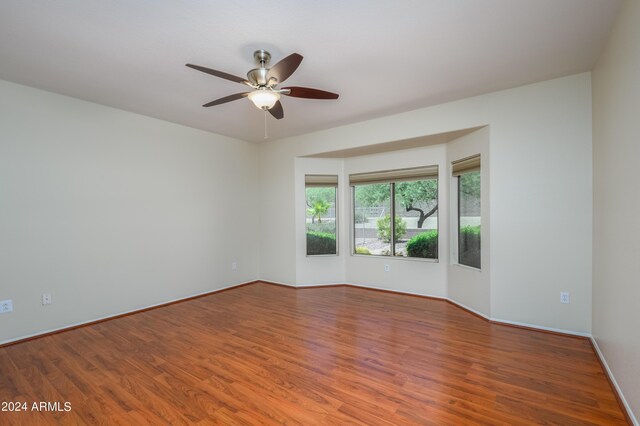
[305,177,339,257]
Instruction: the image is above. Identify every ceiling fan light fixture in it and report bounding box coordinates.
[248,90,280,110]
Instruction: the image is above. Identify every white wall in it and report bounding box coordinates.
[447,127,491,317]
[0,80,260,344]
[258,139,298,285]
[488,77,592,334]
[592,0,640,421]
[259,73,593,333]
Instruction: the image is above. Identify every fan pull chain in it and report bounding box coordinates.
[263,109,268,139]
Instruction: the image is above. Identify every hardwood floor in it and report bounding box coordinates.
[0,282,628,425]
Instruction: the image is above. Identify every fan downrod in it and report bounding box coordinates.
[253,49,271,67]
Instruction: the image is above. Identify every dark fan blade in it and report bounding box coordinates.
[281,86,339,99]
[268,100,284,119]
[186,64,251,86]
[266,53,303,84]
[202,92,249,107]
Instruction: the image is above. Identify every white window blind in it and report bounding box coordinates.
[349,165,438,185]
[305,174,338,187]
[452,155,480,176]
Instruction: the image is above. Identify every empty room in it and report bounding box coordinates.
[1,0,638,424]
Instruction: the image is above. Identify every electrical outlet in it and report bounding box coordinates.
[231,262,238,271]
[384,264,390,272]
[42,293,52,306]
[0,299,13,314]
[560,292,570,304]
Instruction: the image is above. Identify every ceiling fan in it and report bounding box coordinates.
[186,50,339,120]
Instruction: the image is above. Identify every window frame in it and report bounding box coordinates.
[452,156,481,270]
[350,174,439,262]
[305,175,339,257]
[457,176,461,264]
[351,182,393,257]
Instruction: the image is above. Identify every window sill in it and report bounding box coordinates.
[451,263,482,272]
[306,254,340,258]
[350,254,439,263]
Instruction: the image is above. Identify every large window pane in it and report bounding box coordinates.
[306,186,337,255]
[395,179,438,258]
[458,171,481,268]
[353,183,391,256]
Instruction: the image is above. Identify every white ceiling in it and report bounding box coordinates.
[0,1,622,143]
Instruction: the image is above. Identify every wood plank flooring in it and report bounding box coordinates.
[0,282,628,425]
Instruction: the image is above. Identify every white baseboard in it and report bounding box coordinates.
[297,282,343,288]
[258,279,297,287]
[447,298,491,320]
[489,317,591,338]
[344,282,448,300]
[590,337,638,425]
[0,279,257,346]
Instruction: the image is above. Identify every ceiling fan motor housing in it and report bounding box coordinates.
[247,68,269,87]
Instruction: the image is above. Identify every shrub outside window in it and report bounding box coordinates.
[453,155,481,269]
[351,166,438,259]
[305,175,338,256]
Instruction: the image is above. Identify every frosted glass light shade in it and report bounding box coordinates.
[248,90,280,109]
